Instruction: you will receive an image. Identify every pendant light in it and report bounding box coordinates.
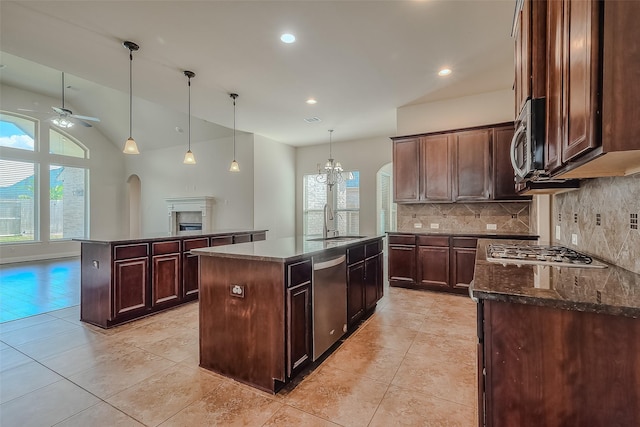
[229,93,240,172]
[182,70,196,165]
[123,41,140,154]
[316,129,344,190]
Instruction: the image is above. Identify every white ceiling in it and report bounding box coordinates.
[0,0,516,149]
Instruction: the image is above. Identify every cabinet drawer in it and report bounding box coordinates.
[452,237,478,248]
[347,245,366,265]
[417,236,449,247]
[252,231,266,241]
[211,235,233,246]
[114,243,148,260]
[233,233,252,244]
[184,237,209,251]
[287,259,312,288]
[388,234,416,245]
[152,240,180,256]
[365,240,382,257]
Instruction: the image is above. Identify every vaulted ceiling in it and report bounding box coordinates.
[0,1,515,149]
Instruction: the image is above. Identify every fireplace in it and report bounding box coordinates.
[166,197,215,234]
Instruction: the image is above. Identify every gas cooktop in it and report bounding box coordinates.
[486,244,608,269]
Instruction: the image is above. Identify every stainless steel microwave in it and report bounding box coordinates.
[510,97,546,183]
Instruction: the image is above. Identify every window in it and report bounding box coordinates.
[0,160,37,242]
[303,171,360,237]
[0,111,89,244]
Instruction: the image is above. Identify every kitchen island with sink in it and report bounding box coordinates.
[192,235,384,393]
[471,239,640,426]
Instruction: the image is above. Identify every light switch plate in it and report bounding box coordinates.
[556,225,561,239]
[430,223,439,229]
[486,224,497,230]
[414,223,423,229]
[571,233,578,245]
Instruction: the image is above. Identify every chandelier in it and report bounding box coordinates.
[316,129,344,190]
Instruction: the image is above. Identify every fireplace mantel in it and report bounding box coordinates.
[166,196,215,234]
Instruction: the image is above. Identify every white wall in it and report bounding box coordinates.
[253,134,296,239]
[295,136,391,237]
[0,84,127,263]
[397,89,514,135]
[123,133,255,235]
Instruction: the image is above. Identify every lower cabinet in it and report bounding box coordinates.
[151,240,181,307]
[113,257,148,317]
[347,240,384,329]
[183,237,209,299]
[478,299,640,426]
[286,259,313,378]
[347,261,366,327]
[389,233,478,295]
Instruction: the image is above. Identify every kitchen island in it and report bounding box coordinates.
[192,235,384,393]
[472,239,640,426]
[76,229,266,328]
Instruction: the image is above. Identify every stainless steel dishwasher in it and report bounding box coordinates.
[312,253,347,361]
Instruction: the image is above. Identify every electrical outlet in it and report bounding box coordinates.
[92,260,99,269]
[571,233,578,245]
[230,284,245,298]
[555,225,561,239]
[430,223,439,229]
[414,223,423,229]
[486,224,497,230]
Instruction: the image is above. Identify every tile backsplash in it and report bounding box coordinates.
[553,174,640,274]
[397,202,530,234]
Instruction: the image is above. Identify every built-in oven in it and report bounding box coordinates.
[510,97,546,183]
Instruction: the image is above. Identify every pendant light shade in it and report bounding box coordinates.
[229,93,240,172]
[123,41,140,154]
[183,70,196,165]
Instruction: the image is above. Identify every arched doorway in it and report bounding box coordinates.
[376,163,396,234]
[127,174,141,238]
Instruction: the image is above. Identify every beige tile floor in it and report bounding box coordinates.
[0,286,478,426]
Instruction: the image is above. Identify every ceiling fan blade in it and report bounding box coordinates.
[74,118,93,128]
[71,114,100,122]
[17,108,40,113]
[52,106,70,115]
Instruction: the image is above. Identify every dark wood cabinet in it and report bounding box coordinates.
[388,234,416,287]
[347,239,384,329]
[478,299,640,426]
[450,237,478,292]
[453,129,491,201]
[545,0,564,173]
[113,257,148,317]
[347,261,366,326]
[417,236,450,290]
[252,231,267,241]
[421,134,453,202]
[286,260,313,378]
[79,230,266,328]
[364,254,381,311]
[393,137,420,202]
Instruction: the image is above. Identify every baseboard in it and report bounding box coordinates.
[0,251,80,265]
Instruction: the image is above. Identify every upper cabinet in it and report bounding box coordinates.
[391,123,529,203]
[520,0,640,179]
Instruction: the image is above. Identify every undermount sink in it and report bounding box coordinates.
[307,235,367,242]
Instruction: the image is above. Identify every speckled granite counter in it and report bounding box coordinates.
[192,235,384,263]
[471,239,640,318]
[75,229,267,245]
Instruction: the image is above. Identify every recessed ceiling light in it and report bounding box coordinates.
[175,126,184,133]
[280,33,296,44]
[304,117,322,123]
[438,68,452,77]
[306,98,317,105]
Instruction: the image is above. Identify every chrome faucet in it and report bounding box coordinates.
[323,203,338,239]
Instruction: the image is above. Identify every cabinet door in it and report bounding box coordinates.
[388,244,416,286]
[364,255,379,311]
[152,254,180,306]
[453,130,491,201]
[287,282,312,378]
[113,257,148,317]
[393,138,420,202]
[546,0,565,173]
[375,252,384,302]
[562,0,600,163]
[417,245,449,289]
[182,253,200,298]
[451,247,477,293]
[492,126,528,200]
[347,261,365,327]
[514,0,531,116]
[420,134,452,201]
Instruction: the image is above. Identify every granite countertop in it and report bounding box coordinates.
[471,239,640,318]
[389,230,539,239]
[192,235,384,263]
[74,229,267,244]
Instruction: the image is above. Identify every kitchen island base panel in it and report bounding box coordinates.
[199,256,285,394]
[481,300,640,426]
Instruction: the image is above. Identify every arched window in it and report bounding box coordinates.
[0,111,89,243]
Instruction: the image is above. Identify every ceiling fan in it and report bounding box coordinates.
[19,72,101,128]
[50,72,100,128]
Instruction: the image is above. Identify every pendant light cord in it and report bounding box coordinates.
[129,50,133,138]
[61,72,65,109]
[188,76,191,151]
[233,96,236,159]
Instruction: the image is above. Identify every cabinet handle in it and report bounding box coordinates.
[391,246,414,251]
[509,123,529,178]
